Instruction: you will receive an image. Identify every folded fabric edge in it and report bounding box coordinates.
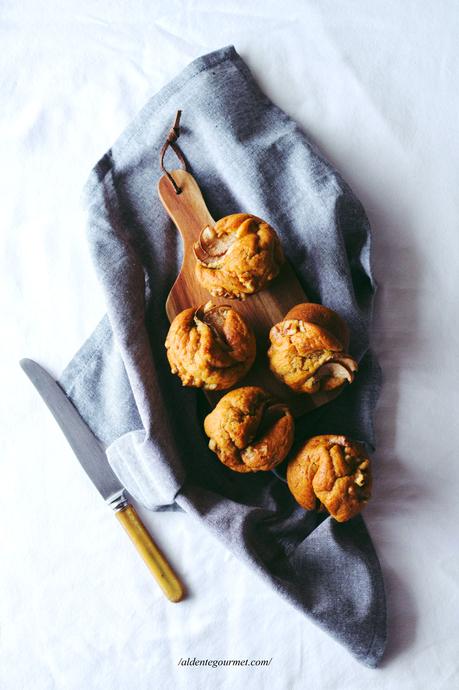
[60,313,111,395]
[81,44,243,204]
[176,486,387,668]
[106,430,183,510]
[360,573,387,667]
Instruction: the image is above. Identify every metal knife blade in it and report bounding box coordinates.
[20,358,124,505]
[20,357,185,602]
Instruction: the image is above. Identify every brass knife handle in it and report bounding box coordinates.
[116,504,184,603]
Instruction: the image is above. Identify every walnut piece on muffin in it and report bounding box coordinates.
[194,213,284,299]
[286,435,372,522]
[204,386,294,473]
[165,302,256,390]
[268,302,358,394]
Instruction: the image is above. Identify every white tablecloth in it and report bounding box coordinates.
[2,2,458,688]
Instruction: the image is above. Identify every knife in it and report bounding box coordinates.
[20,358,184,603]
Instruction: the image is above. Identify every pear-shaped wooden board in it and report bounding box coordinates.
[158,169,342,418]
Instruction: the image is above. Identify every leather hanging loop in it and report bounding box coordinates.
[159,110,187,194]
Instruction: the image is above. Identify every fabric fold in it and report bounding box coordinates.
[60,44,386,666]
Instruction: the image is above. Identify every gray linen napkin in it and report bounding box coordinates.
[60,45,386,666]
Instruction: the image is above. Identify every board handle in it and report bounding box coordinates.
[116,504,185,602]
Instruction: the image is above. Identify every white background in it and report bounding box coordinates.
[1,2,459,688]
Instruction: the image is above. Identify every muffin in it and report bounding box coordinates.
[194,213,284,299]
[268,303,358,394]
[165,302,256,390]
[286,435,372,522]
[204,386,294,473]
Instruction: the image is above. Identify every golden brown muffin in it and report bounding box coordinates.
[194,213,284,299]
[286,435,372,522]
[165,303,256,390]
[268,303,358,394]
[204,386,294,473]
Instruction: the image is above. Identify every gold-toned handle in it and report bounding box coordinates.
[115,504,184,603]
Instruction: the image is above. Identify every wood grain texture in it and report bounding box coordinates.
[158,169,341,418]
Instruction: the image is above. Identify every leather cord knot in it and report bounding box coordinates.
[160,110,187,194]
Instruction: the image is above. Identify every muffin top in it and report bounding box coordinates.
[204,386,294,473]
[268,303,358,394]
[194,213,284,299]
[287,435,372,522]
[165,302,256,390]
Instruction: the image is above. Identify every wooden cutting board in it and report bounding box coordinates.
[158,169,342,418]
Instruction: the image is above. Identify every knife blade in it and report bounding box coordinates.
[20,358,184,603]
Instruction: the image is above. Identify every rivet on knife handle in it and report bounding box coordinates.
[115,503,185,603]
